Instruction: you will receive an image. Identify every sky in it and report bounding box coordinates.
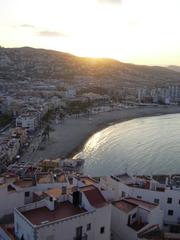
[0,0,180,66]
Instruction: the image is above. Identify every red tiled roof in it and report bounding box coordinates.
[113,200,138,213]
[22,201,86,225]
[80,185,107,208]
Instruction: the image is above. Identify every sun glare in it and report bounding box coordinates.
[1,0,180,64]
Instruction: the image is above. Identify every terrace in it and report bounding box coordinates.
[20,201,87,226]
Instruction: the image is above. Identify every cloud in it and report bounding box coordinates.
[97,0,121,4]
[20,24,35,28]
[37,31,69,38]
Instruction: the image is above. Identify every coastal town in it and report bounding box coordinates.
[0,161,180,239]
[0,47,180,239]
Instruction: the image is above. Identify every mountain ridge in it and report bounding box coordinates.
[0,47,180,89]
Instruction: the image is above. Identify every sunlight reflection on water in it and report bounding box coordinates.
[75,113,180,176]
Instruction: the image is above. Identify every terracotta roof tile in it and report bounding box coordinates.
[80,185,107,208]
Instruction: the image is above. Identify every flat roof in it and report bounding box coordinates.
[115,173,132,182]
[44,188,62,198]
[36,174,52,184]
[125,198,157,210]
[22,201,86,225]
[113,200,137,213]
[14,180,33,188]
[80,176,98,186]
[36,173,67,184]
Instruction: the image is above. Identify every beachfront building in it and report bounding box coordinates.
[16,113,39,132]
[111,197,163,240]
[100,174,180,228]
[14,185,111,240]
[0,136,21,165]
[11,127,28,146]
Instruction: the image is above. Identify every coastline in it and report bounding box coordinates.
[31,105,180,163]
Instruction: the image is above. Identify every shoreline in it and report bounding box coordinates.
[68,106,180,159]
[31,105,180,163]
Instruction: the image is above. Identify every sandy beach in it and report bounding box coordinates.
[31,105,180,162]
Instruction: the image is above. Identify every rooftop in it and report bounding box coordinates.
[80,185,107,208]
[36,173,67,184]
[14,179,34,188]
[44,187,72,198]
[125,198,157,210]
[0,225,15,240]
[80,176,98,186]
[113,199,137,213]
[44,188,62,199]
[111,173,132,184]
[22,201,86,225]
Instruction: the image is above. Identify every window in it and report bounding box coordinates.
[168,210,173,216]
[100,227,105,234]
[121,191,125,197]
[154,198,159,204]
[132,213,136,219]
[167,198,172,203]
[167,198,172,204]
[87,223,91,231]
[25,191,30,197]
[137,196,142,199]
[76,226,83,238]
[179,200,180,204]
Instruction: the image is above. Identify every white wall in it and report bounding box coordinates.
[111,205,138,240]
[14,208,35,240]
[0,185,24,218]
[148,207,163,228]
[93,205,111,240]
[104,177,180,226]
[14,204,111,240]
[0,181,70,218]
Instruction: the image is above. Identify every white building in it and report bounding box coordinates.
[14,185,111,240]
[0,172,69,219]
[65,88,76,99]
[16,113,39,132]
[100,174,180,227]
[7,138,20,162]
[111,197,163,240]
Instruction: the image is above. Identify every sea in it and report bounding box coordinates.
[75,113,180,176]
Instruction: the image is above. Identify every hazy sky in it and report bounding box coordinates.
[1,0,180,65]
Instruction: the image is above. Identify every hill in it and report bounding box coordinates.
[0,47,180,89]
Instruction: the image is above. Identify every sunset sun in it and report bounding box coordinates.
[1,0,180,65]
